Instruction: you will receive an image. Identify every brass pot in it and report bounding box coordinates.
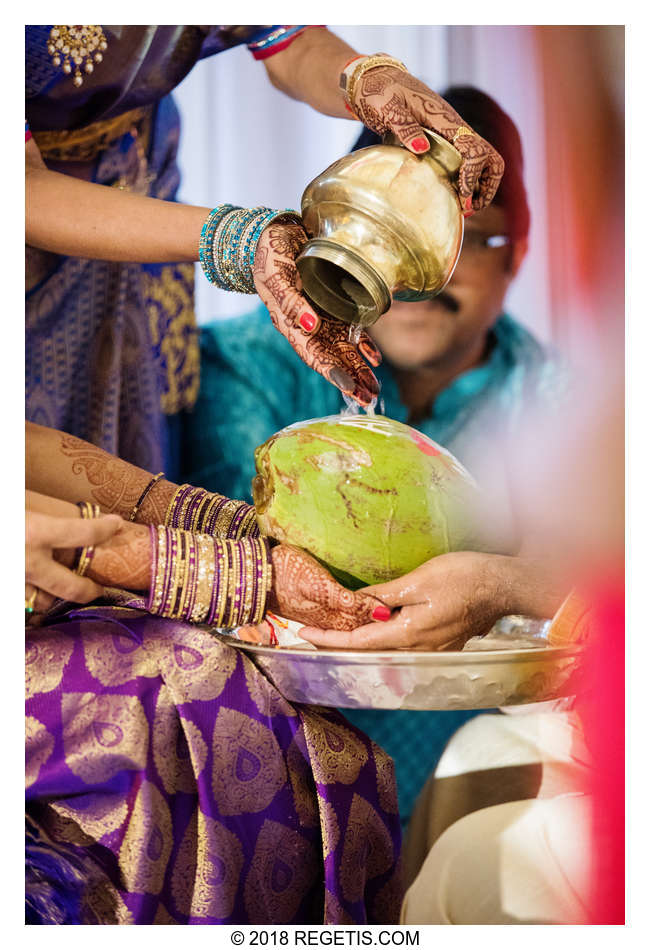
[297,130,464,326]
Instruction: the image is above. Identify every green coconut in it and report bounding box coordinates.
[252,414,488,588]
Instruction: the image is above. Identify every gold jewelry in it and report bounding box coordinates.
[452,126,474,144]
[345,54,408,110]
[25,587,38,616]
[129,472,165,523]
[75,502,101,577]
[47,26,108,88]
[238,506,259,540]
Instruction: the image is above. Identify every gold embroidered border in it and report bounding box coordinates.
[33,107,150,161]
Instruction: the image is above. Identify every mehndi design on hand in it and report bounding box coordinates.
[268,544,380,631]
[352,67,505,212]
[253,220,381,406]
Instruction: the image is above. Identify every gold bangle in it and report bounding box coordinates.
[191,534,214,624]
[129,472,164,523]
[214,541,229,627]
[164,484,186,527]
[452,125,474,144]
[75,501,101,577]
[25,587,38,616]
[346,53,408,109]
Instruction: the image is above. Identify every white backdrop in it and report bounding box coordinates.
[173,25,551,340]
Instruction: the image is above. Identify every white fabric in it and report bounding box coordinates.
[401,793,592,924]
[401,710,593,924]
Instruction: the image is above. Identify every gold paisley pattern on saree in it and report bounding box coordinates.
[152,686,202,794]
[172,807,244,920]
[85,880,134,925]
[302,712,368,787]
[340,794,395,904]
[287,729,319,828]
[82,625,158,686]
[180,716,209,780]
[244,819,318,924]
[50,791,129,842]
[150,626,237,701]
[371,741,400,815]
[62,692,149,784]
[211,708,287,816]
[324,888,356,925]
[25,716,54,789]
[119,780,173,896]
[243,656,297,719]
[317,793,340,860]
[143,263,199,415]
[371,862,404,924]
[25,632,74,699]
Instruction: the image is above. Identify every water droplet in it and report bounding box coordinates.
[347,322,363,346]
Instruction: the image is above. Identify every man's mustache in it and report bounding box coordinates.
[433,290,460,313]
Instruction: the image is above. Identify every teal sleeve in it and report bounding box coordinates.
[181,309,342,502]
[182,328,284,502]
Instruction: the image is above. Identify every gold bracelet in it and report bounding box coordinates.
[149,526,166,615]
[128,472,164,523]
[164,485,186,526]
[238,505,259,539]
[191,534,214,623]
[75,501,101,577]
[452,125,474,144]
[345,53,408,110]
[213,541,229,627]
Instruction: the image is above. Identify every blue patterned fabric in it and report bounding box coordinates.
[182,304,561,820]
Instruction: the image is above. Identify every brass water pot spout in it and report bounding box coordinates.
[296,130,465,327]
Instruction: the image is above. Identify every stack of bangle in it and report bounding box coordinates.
[147,525,272,628]
[199,204,302,293]
[75,501,101,577]
[165,485,259,540]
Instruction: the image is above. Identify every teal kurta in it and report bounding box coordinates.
[182,303,561,821]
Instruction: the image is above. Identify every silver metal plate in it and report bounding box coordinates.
[220,637,584,710]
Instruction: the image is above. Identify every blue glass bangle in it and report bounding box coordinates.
[246,209,302,273]
[199,204,238,286]
[201,205,302,294]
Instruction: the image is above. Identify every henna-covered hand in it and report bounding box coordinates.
[267,543,385,631]
[253,220,382,406]
[87,521,152,591]
[351,68,505,213]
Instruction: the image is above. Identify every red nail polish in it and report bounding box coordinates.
[300,312,316,332]
[372,605,391,621]
[411,137,429,153]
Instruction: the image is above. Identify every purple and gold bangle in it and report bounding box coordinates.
[146,524,161,613]
[146,528,272,629]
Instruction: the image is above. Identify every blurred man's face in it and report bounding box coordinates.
[370,203,525,371]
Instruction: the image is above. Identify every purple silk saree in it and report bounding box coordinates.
[26,606,402,924]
